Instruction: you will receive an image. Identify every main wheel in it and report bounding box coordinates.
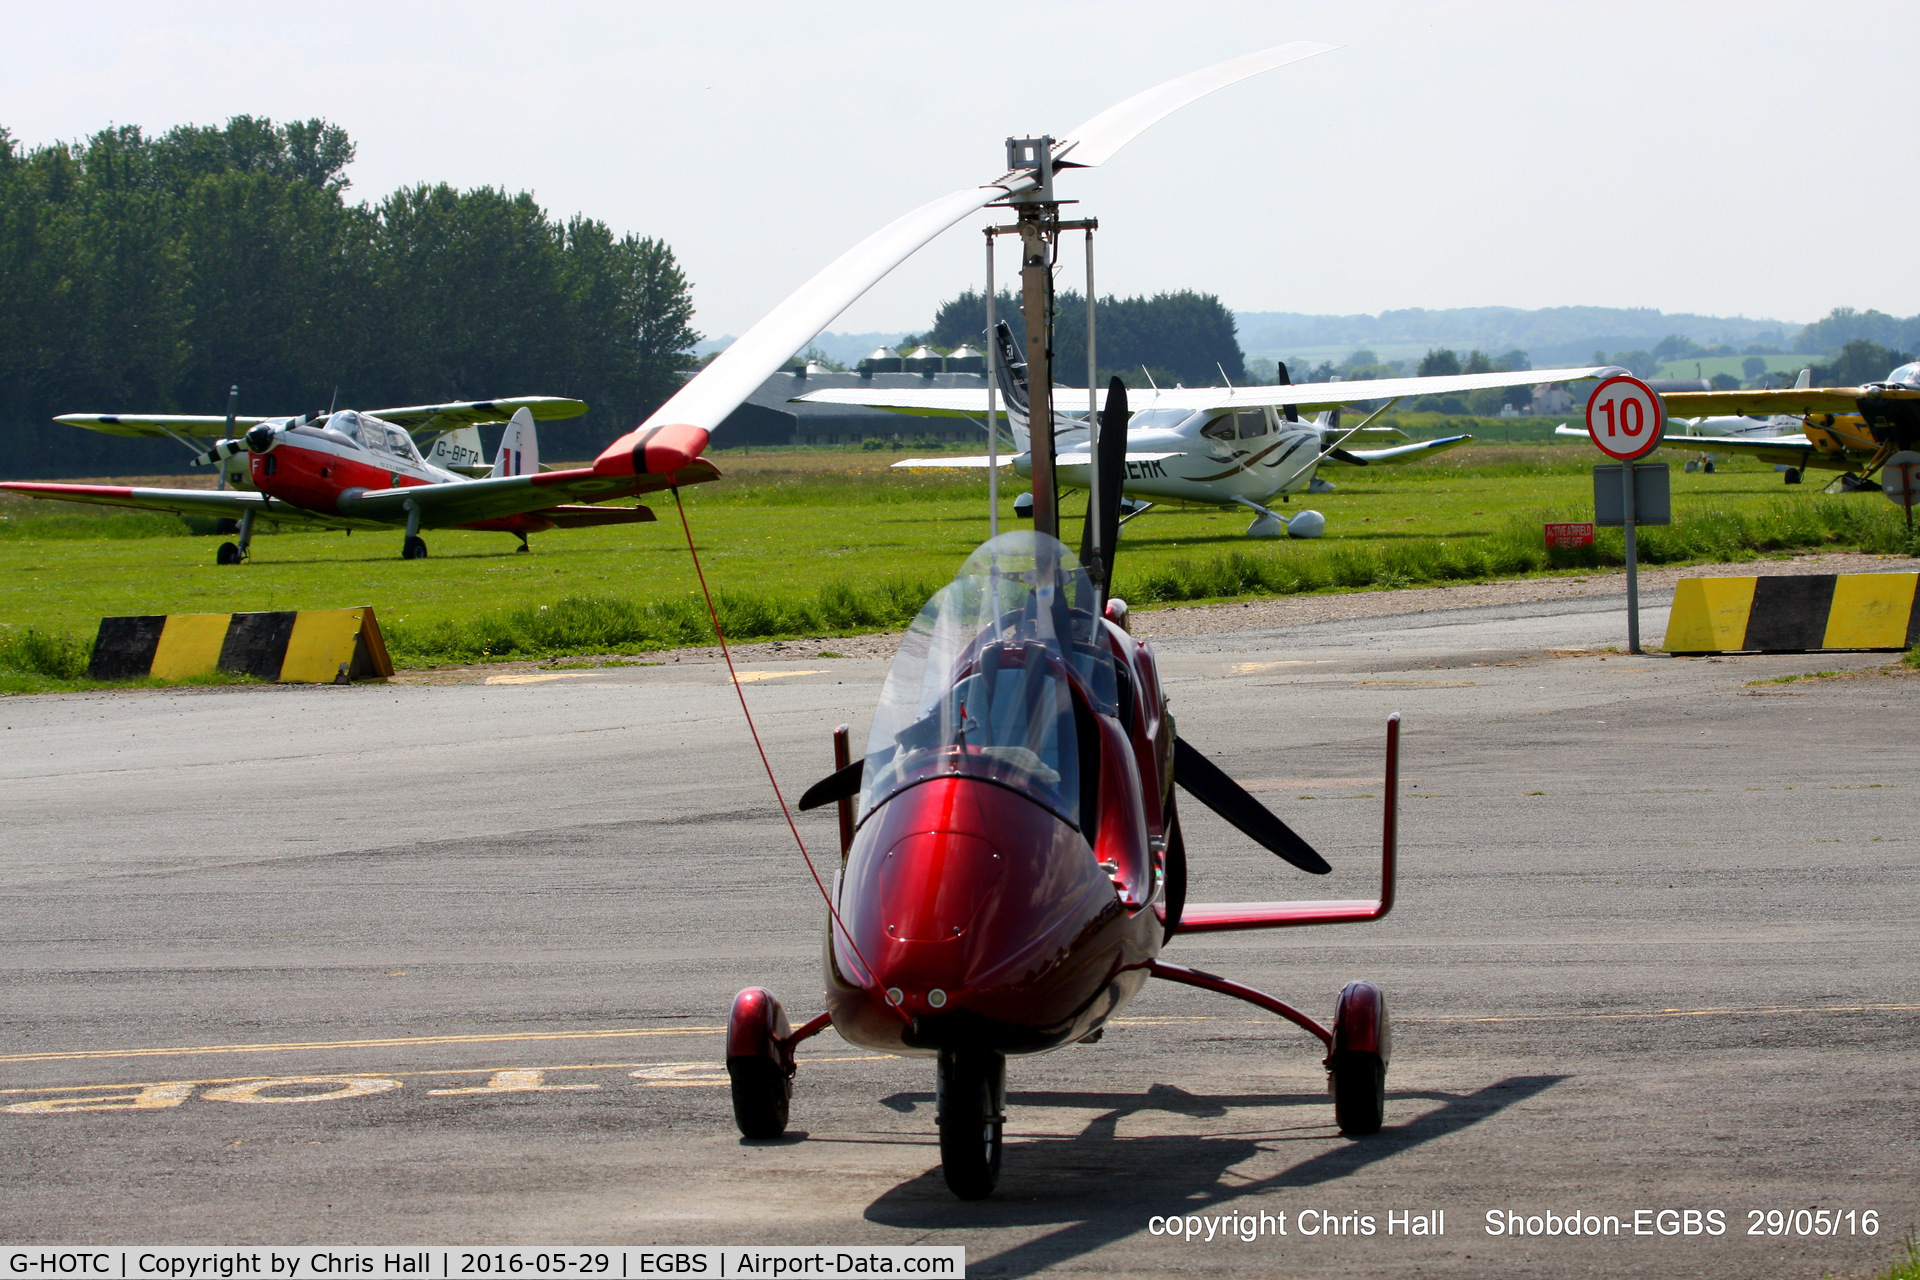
[937,1048,1005,1199]
[727,1055,790,1139]
[216,542,242,566]
[726,988,792,1139]
[1330,1051,1386,1135]
[402,535,428,560]
[1783,467,1802,485]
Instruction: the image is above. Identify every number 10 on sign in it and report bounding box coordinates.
[1586,375,1665,461]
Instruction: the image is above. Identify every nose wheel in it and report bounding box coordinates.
[936,1047,1005,1200]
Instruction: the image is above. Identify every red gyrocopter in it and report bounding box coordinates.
[551,38,1398,1200]
[726,374,1400,1198]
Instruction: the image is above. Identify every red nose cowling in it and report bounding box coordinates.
[826,776,1151,1056]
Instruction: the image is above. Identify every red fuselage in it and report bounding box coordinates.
[827,618,1175,1057]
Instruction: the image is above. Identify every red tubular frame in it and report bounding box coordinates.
[787,1012,833,1054]
[1147,960,1332,1047]
[1174,713,1399,934]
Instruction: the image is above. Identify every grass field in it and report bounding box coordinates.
[2,441,1915,686]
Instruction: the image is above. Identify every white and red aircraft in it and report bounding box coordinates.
[2,396,717,562]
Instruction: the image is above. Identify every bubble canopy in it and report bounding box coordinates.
[859,532,1118,830]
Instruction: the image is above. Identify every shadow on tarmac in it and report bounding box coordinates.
[865,1074,1565,1278]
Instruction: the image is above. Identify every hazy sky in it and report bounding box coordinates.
[8,2,1916,341]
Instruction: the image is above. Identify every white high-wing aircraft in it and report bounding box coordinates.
[799,324,1612,536]
[1652,368,1811,473]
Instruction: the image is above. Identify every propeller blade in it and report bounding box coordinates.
[1080,377,1129,587]
[797,759,863,812]
[1052,41,1340,170]
[1173,736,1331,875]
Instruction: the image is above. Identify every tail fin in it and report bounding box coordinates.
[1794,367,1812,389]
[490,407,539,478]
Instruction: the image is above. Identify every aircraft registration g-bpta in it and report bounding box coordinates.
[0,395,718,562]
[801,324,1613,537]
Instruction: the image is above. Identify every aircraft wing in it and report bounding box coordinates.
[0,483,327,525]
[365,397,589,428]
[1328,434,1474,465]
[890,451,1180,470]
[797,365,1611,418]
[1656,386,1920,418]
[334,460,721,528]
[51,414,272,440]
[1551,424,1834,468]
[50,396,589,440]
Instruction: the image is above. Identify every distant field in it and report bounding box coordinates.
[1655,353,1814,382]
[1,442,1911,681]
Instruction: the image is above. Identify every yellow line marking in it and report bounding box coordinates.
[1404,1003,1920,1025]
[1231,661,1331,673]
[732,669,827,683]
[483,671,600,685]
[0,1025,727,1065]
[0,1055,895,1096]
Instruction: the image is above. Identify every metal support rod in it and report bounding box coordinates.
[1622,465,1641,654]
[1084,228,1100,585]
[236,507,256,559]
[985,231,998,540]
[1018,208,1056,539]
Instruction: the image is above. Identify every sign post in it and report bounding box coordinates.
[1882,449,1920,535]
[1585,375,1666,653]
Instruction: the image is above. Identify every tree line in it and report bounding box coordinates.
[916,288,1245,389]
[0,117,698,478]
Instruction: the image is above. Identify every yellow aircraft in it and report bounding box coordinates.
[1556,361,1920,489]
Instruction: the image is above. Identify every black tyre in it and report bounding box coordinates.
[1330,1050,1386,1136]
[727,1055,790,1139]
[402,535,428,560]
[1784,468,1802,485]
[936,1048,1005,1199]
[216,542,242,566]
[1702,460,1715,474]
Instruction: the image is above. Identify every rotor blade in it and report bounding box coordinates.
[797,759,863,812]
[1052,41,1339,170]
[595,179,1036,477]
[1173,736,1331,875]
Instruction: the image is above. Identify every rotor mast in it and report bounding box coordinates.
[997,136,1098,547]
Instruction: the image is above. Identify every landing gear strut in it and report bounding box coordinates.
[515,533,530,553]
[401,499,427,559]
[215,508,256,565]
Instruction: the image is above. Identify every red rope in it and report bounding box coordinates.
[671,489,905,1024]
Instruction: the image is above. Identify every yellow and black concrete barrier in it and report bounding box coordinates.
[88,607,394,683]
[1664,573,1918,654]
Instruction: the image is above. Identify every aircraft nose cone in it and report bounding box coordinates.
[878,831,1004,942]
[245,422,278,453]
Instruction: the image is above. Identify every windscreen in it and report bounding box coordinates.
[859,531,1116,828]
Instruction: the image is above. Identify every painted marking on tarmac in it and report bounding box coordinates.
[1,1056,895,1115]
[1357,680,1478,686]
[731,669,827,684]
[483,671,600,685]
[0,1025,727,1065]
[1231,661,1332,673]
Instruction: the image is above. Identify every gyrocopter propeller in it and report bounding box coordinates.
[668,40,1406,1202]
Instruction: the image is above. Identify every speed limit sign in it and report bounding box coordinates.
[1585,374,1666,461]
